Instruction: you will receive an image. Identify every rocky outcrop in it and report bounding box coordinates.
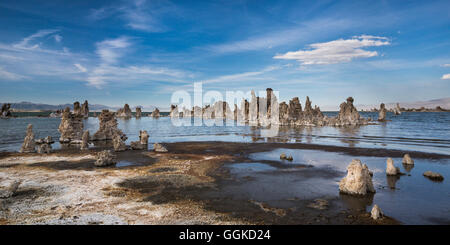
[95,150,116,167]
[333,97,367,126]
[378,103,387,121]
[154,143,168,152]
[19,124,36,153]
[402,154,414,165]
[113,134,127,152]
[116,104,132,118]
[135,107,142,118]
[371,204,383,220]
[58,107,84,143]
[92,110,126,141]
[386,158,401,176]
[139,130,149,145]
[0,181,21,198]
[81,130,89,150]
[152,108,160,118]
[130,130,149,150]
[423,171,444,181]
[130,141,146,150]
[35,136,54,154]
[339,159,375,195]
[393,103,401,115]
[1,103,12,117]
[73,101,82,116]
[81,100,89,118]
[169,105,178,117]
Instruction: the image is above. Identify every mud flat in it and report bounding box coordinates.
[7,141,447,224]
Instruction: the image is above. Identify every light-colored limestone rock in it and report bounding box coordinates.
[386,158,400,176]
[20,124,36,153]
[116,104,132,118]
[154,143,168,152]
[402,154,414,165]
[113,134,127,152]
[139,130,149,145]
[95,150,116,167]
[92,110,126,141]
[339,159,375,195]
[423,171,444,181]
[280,153,287,160]
[371,204,383,220]
[58,107,84,143]
[0,181,21,198]
[378,103,387,121]
[130,141,146,150]
[135,107,142,118]
[81,130,89,150]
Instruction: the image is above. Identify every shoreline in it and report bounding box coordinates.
[0,141,413,225]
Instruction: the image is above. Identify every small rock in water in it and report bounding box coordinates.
[371,204,383,220]
[423,171,444,181]
[81,130,90,150]
[130,141,147,150]
[19,124,36,153]
[307,199,329,210]
[339,159,375,195]
[154,143,168,152]
[280,153,287,160]
[402,154,414,165]
[139,130,149,145]
[286,155,293,161]
[386,158,400,176]
[95,150,116,167]
[37,144,52,154]
[113,134,127,152]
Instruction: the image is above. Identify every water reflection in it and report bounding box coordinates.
[402,163,414,172]
[386,175,400,190]
[339,193,374,212]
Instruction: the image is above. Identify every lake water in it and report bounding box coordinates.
[1,112,449,155]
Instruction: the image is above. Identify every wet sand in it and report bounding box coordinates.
[0,142,427,225]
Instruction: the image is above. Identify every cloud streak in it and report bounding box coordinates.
[442,74,450,80]
[274,35,390,65]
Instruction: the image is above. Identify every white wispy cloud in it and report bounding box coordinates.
[89,0,173,32]
[205,18,356,54]
[74,63,87,72]
[53,34,62,43]
[0,67,27,80]
[13,29,60,50]
[441,64,450,67]
[273,35,390,65]
[442,74,450,80]
[201,66,281,84]
[95,36,131,64]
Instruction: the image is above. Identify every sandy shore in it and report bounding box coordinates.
[0,142,411,225]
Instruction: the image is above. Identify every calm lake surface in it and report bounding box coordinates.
[0,111,449,224]
[1,112,449,155]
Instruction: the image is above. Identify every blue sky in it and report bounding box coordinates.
[0,0,449,109]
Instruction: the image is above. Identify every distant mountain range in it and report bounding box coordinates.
[355,98,450,111]
[2,101,169,112]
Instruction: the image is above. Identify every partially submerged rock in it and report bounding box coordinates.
[81,130,90,150]
[154,143,168,152]
[280,153,287,160]
[135,107,142,118]
[113,134,127,152]
[19,124,36,153]
[1,103,12,117]
[95,150,116,167]
[35,136,54,154]
[386,158,401,176]
[339,159,375,195]
[130,141,147,150]
[92,110,126,141]
[402,154,414,165]
[423,171,444,181]
[139,130,149,145]
[371,204,383,220]
[81,100,89,118]
[307,199,329,210]
[378,103,387,121]
[58,107,84,143]
[286,155,293,161]
[116,104,132,118]
[393,103,402,115]
[0,181,21,198]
